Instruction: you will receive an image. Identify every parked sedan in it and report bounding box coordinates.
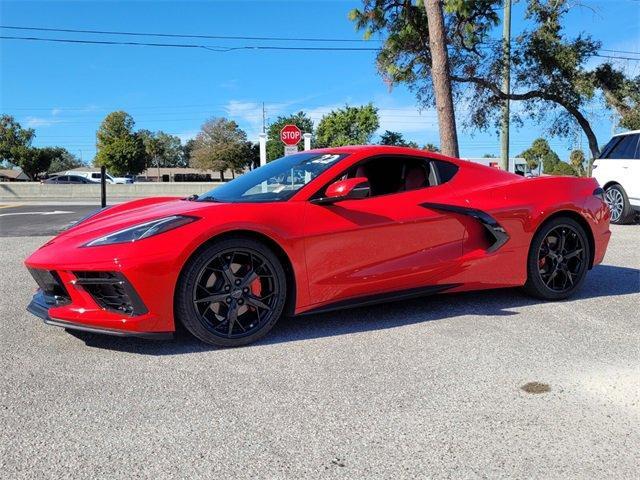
[43,175,99,184]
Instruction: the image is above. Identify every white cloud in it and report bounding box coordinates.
[224,98,442,142]
[224,100,296,139]
[25,117,61,128]
[378,106,439,134]
[307,102,439,138]
[175,130,199,143]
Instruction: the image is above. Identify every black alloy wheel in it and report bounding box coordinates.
[176,237,287,347]
[537,226,585,292]
[524,217,590,300]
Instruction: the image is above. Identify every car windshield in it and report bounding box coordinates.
[197,152,346,203]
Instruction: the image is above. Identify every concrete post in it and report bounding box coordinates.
[303,133,312,151]
[259,133,267,167]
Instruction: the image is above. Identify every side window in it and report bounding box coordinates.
[431,160,459,183]
[57,176,69,182]
[605,135,638,159]
[599,137,621,159]
[91,173,100,179]
[338,156,458,198]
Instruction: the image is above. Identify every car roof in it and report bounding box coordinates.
[307,145,463,163]
[612,129,640,137]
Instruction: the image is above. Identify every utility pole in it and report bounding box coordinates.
[424,0,459,158]
[500,0,512,171]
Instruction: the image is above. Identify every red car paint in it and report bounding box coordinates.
[25,146,611,335]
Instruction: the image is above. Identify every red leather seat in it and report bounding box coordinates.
[355,165,368,180]
[404,165,427,191]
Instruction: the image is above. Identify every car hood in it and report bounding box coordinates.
[58,197,225,241]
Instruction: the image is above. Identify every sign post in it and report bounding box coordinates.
[280,124,301,156]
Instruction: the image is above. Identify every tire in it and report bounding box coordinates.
[175,236,287,347]
[523,217,591,300]
[605,184,634,224]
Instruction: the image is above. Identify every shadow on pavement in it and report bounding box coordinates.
[66,264,639,355]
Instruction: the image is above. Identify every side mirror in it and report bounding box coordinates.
[311,177,370,205]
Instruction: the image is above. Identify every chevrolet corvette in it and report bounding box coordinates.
[25,146,611,347]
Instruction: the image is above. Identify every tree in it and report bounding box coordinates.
[17,147,57,180]
[95,137,147,176]
[267,112,314,161]
[189,118,252,181]
[380,130,407,146]
[519,138,560,173]
[351,0,640,161]
[423,0,459,157]
[315,104,379,147]
[138,129,162,172]
[569,149,586,176]
[422,143,440,152]
[183,138,196,165]
[139,130,185,169]
[94,111,147,175]
[483,153,498,158]
[549,161,577,176]
[593,64,640,130]
[0,115,35,167]
[46,148,84,174]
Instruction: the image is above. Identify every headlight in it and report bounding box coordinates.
[84,215,198,247]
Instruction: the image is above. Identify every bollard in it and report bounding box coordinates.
[100,165,107,208]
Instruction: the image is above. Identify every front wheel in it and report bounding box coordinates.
[524,217,591,300]
[175,237,287,347]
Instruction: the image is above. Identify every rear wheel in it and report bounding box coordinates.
[524,217,590,300]
[605,184,634,224]
[176,237,287,347]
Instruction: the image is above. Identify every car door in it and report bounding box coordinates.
[596,134,638,192]
[627,134,640,202]
[302,156,466,308]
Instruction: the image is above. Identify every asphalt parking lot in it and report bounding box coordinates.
[1,206,639,479]
[0,204,100,237]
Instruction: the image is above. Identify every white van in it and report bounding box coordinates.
[592,130,640,224]
[65,171,133,184]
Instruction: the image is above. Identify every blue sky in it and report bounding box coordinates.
[1,0,638,163]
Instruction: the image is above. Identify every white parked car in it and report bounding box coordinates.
[592,130,640,224]
[65,171,133,184]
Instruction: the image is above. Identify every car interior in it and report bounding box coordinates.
[339,156,458,198]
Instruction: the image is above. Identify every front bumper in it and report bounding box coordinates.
[27,290,172,339]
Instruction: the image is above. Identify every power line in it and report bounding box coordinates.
[4,26,636,56]
[600,48,640,56]
[0,25,376,43]
[0,35,380,52]
[593,53,640,61]
[1,34,636,61]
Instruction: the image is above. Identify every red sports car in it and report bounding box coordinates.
[25,146,611,347]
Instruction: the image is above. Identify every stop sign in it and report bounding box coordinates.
[280,124,302,146]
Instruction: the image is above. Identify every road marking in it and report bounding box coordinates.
[0,210,74,217]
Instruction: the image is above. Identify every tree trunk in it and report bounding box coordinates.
[423,0,459,158]
[219,170,225,182]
